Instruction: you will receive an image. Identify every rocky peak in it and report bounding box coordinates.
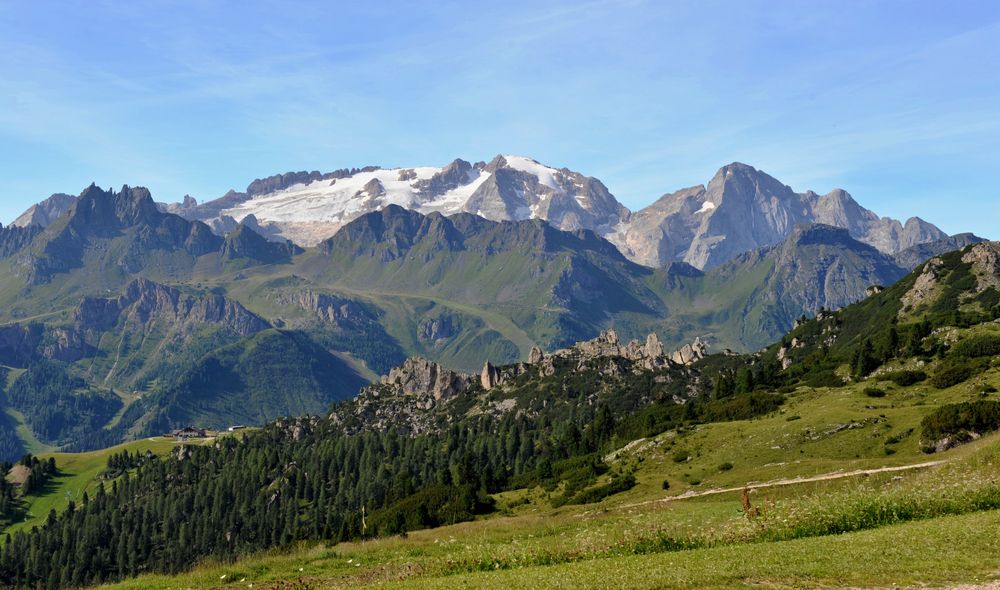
[481,361,500,390]
[11,193,77,229]
[811,189,875,229]
[482,154,509,174]
[893,233,986,271]
[0,224,41,258]
[359,178,385,199]
[413,159,475,196]
[68,184,159,229]
[221,223,302,264]
[380,357,473,401]
[670,337,707,365]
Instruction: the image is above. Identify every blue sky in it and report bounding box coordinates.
[1,0,998,238]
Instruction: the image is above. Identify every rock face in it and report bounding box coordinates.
[11,193,77,229]
[893,233,985,270]
[277,290,379,331]
[609,163,949,270]
[961,242,1000,292]
[901,257,945,312]
[380,357,474,401]
[75,278,270,337]
[417,315,458,344]
[220,223,303,264]
[481,361,500,390]
[528,346,545,364]
[0,223,40,258]
[1,278,268,368]
[670,337,707,365]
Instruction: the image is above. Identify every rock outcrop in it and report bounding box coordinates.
[545,329,703,369]
[961,242,1000,292]
[670,337,707,365]
[75,278,269,337]
[901,257,944,312]
[0,223,40,258]
[380,357,473,401]
[275,290,379,332]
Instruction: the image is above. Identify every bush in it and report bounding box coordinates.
[699,392,784,422]
[882,370,927,387]
[661,479,670,490]
[565,472,637,505]
[931,362,974,389]
[672,449,691,463]
[863,387,887,398]
[921,400,1000,444]
[368,484,494,536]
[718,462,734,472]
[951,334,1000,358]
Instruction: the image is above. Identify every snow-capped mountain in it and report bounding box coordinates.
[165,155,629,248]
[13,157,960,271]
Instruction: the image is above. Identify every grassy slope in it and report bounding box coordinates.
[4,437,216,536]
[96,452,1000,590]
[2,407,56,455]
[89,363,1000,589]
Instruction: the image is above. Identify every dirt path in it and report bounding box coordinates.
[616,459,949,511]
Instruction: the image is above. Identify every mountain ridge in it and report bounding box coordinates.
[13,159,967,272]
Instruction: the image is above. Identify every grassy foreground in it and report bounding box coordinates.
[7,362,993,589]
[92,429,1000,590]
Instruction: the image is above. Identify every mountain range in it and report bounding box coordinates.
[12,158,959,271]
[0,162,984,457]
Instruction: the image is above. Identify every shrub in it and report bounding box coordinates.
[951,334,1000,358]
[718,462,734,472]
[931,362,974,389]
[672,449,691,463]
[565,472,637,505]
[802,369,846,389]
[699,392,784,422]
[921,400,1000,444]
[661,479,670,490]
[863,387,887,398]
[882,370,927,387]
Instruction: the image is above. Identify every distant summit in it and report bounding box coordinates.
[610,162,949,269]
